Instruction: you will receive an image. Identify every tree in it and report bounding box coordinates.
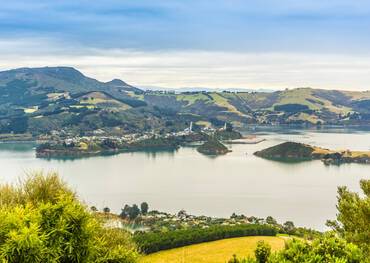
[283,221,295,235]
[140,202,149,215]
[265,216,277,225]
[329,179,370,255]
[129,204,140,220]
[255,241,271,263]
[90,206,98,212]
[120,204,141,220]
[120,204,131,219]
[103,207,111,213]
[177,209,187,218]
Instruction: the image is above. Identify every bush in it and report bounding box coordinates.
[229,234,364,263]
[134,224,277,254]
[255,241,271,263]
[269,234,364,263]
[0,172,139,262]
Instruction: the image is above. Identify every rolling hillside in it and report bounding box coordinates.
[1,66,370,136]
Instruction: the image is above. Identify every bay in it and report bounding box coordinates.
[0,127,369,230]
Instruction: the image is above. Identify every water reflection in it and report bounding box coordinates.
[0,142,35,152]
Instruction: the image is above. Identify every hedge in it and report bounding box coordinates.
[134,224,277,254]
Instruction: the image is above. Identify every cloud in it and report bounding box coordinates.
[1,38,370,90]
[1,1,370,90]
[1,1,370,52]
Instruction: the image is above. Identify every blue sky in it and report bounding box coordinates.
[1,0,370,90]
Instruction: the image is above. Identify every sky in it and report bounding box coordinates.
[1,0,370,90]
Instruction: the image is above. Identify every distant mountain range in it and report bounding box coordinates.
[139,86,275,93]
[1,66,370,136]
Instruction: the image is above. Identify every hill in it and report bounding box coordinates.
[254,142,370,165]
[1,66,370,137]
[144,88,370,126]
[141,236,285,263]
[254,142,316,159]
[197,138,231,155]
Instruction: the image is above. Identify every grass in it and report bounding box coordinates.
[79,91,131,110]
[127,91,144,100]
[140,236,286,263]
[209,93,244,116]
[343,90,370,100]
[272,88,351,114]
[176,93,210,105]
[288,112,323,124]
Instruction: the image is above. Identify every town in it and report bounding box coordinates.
[35,122,244,158]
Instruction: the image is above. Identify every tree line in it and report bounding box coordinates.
[134,224,276,254]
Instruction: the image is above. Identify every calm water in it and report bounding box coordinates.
[0,127,369,230]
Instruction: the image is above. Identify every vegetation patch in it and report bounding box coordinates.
[176,93,211,105]
[0,172,139,262]
[197,138,231,155]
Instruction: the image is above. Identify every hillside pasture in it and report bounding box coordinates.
[141,236,286,263]
[78,91,131,110]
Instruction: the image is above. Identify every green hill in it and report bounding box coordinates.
[254,142,316,159]
[254,141,370,165]
[197,138,230,155]
[2,67,370,136]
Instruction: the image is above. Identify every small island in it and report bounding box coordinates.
[197,138,231,156]
[254,141,370,165]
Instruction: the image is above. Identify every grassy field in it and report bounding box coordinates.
[176,93,211,105]
[140,236,286,263]
[273,88,351,114]
[209,93,244,116]
[78,91,131,110]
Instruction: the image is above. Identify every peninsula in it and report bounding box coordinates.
[36,126,242,158]
[254,142,370,165]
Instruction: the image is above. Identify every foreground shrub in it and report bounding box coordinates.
[229,234,364,263]
[134,224,276,254]
[255,241,271,263]
[0,172,139,262]
[269,234,364,263]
